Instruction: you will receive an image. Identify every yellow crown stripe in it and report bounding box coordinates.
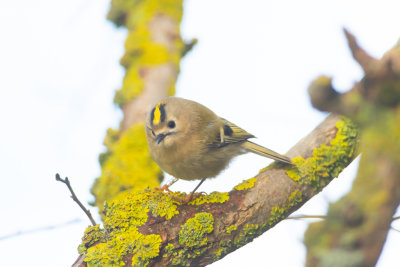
[152,101,166,125]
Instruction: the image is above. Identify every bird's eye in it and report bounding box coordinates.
[151,130,155,136]
[167,120,176,128]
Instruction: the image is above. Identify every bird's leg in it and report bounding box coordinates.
[155,178,178,193]
[167,177,179,187]
[183,178,207,203]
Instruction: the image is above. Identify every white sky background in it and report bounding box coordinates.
[0,0,399,266]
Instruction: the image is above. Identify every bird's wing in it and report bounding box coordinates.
[208,118,255,148]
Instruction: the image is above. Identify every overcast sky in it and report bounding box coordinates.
[0,0,399,266]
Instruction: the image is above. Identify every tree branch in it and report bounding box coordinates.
[343,28,379,75]
[55,173,96,226]
[305,29,400,267]
[75,112,360,266]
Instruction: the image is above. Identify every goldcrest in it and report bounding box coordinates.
[145,97,292,192]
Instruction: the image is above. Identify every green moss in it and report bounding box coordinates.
[268,206,285,226]
[212,240,232,261]
[267,189,303,227]
[78,224,105,254]
[233,224,260,247]
[288,189,303,204]
[286,116,359,190]
[179,212,214,248]
[170,247,208,265]
[91,124,162,213]
[188,191,229,205]
[84,190,179,266]
[171,249,190,266]
[234,177,258,191]
[225,225,237,234]
[213,246,229,261]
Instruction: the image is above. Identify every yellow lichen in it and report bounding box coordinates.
[288,189,303,205]
[85,227,162,266]
[225,225,237,234]
[103,190,179,230]
[78,224,105,254]
[84,190,179,266]
[91,124,162,214]
[258,165,273,173]
[286,116,359,190]
[233,177,258,191]
[188,192,229,205]
[110,0,184,106]
[179,212,214,248]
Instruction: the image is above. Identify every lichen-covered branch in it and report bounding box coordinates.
[76,114,360,266]
[305,29,400,267]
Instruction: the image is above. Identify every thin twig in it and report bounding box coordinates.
[55,173,96,226]
[0,218,82,241]
[390,226,400,233]
[286,215,326,220]
[392,216,400,221]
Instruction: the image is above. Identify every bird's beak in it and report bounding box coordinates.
[155,133,166,144]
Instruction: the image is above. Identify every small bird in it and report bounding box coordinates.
[145,97,292,200]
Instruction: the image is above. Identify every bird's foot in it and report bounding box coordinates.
[154,184,172,193]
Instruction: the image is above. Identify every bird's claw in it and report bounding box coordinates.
[154,184,172,193]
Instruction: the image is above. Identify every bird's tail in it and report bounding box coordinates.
[242,141,293,165]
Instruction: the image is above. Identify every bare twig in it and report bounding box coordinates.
[55,173,96,226]
[390,226,400,233]
[0,218,81,241]
[392,216,400,221]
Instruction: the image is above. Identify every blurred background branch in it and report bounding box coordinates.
[305,29,400,267]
